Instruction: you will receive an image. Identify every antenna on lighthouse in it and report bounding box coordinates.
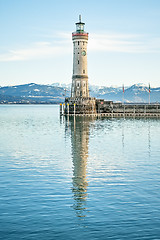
[79,14,81,22]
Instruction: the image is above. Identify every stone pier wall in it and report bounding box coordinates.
[96,100,160,114]
[61,98,160,117]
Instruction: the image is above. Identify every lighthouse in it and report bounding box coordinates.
[71,15,89,98]
[64,15,96,115]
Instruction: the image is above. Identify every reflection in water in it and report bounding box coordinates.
[63,116,154,219]
[148,120,151,158]
[122,120,124,151]
[65,116,94,218]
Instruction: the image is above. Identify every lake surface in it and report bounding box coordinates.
[0,105,160,240]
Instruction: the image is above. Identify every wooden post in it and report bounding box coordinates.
[63,103,65,115]
[98,104,100,117]
[74,113,76,130]
[60,103,62,116]
[74,103,75,116]
[144,105,146,115]
[67,103,69,115]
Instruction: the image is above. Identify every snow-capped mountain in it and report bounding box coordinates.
[0,83,70,104]
[0,83,159,104]
[90,83,160,103]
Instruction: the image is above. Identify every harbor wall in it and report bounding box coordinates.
[61,98,160,117]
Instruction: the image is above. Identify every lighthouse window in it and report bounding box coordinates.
[83,42,85,45]
[78,52,79,54]
[78,60,79,64]
[83,83,85,87]
[78,41,79,45]
[83,70,85,74]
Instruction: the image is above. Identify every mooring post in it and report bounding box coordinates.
[98,104,100,117]
[112,106,113,118]
[134,105,135,117]
[74,103,75,116]
[60,103,62,116]
[144,105,146,115]
[74,114,76,131]
[63,103,65,115]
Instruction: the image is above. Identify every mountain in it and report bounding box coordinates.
[0,83,159,104]
[0,83,70,104]
[90,83,160,103]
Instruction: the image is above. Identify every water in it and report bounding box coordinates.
[0,105,160,240]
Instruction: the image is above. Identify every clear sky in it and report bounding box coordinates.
[0,0,160,87]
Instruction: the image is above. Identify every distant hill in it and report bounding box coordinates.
[0,83,70,104]
[0,83,159,104]
[89,83,160,103]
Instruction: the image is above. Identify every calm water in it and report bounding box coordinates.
[0,105,160,240]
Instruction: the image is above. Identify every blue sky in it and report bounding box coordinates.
[0,0,160,87]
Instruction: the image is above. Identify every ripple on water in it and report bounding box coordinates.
[0,106,160,240]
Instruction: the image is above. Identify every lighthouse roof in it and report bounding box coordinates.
[76,22,85,25]
[75,15,85,25]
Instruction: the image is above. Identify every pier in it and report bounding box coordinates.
[60,101,160,118]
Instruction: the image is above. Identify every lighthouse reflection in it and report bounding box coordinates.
[65,116,93,218]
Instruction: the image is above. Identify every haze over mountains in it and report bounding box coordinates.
[0,83,159,104]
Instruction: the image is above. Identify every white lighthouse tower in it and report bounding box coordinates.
[71,15,89,98]
[64,15,96,115]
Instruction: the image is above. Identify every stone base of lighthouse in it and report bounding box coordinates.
[64,97,97,115]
